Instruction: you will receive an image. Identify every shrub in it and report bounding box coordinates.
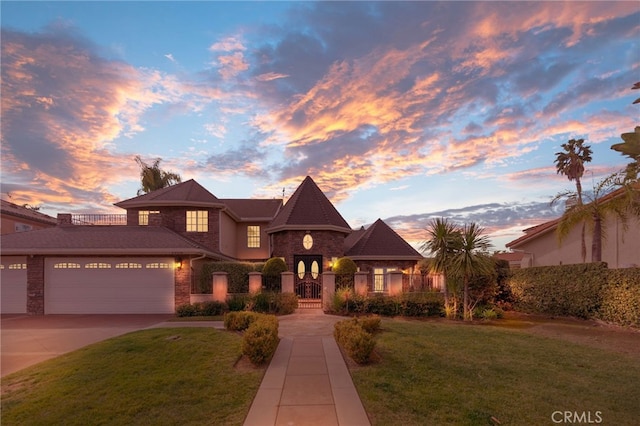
[175,301,228,317]
[400,293,445,317]
[252,292,276,313]
[366,295,401,316]
[507,263,608,318]
[334,319,375,364]
[227,294,249,312]
[330,287,354,314]
[355,316,381,333]
[242,315,279,365]
[200,262,263,294]
[224,311,260,331]
[176,304,198,317]
[598,268,640,327]
[262,257,287,277]
[275,292,299,315]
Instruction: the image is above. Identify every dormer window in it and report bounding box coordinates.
[186,210,208,232]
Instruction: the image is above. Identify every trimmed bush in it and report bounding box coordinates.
[275,292,299,315]
[242,315,279,365]
[176,301,228,317]
[355,316,381,334]
[224,311,260,331]
[507,263,608,318]
[334,319,376,364]
[598,268,640,327]
[227,294,250,312]
[200,262,263,294]
[262,257,287,277]
[400,293,445,317]
[366,295,402,316]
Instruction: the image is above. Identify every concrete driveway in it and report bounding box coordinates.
[1,314,172,377]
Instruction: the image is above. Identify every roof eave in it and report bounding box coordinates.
[114,200,226,209]
[266,224,352,234]
[348,255,424,261]
[0,248,223,257]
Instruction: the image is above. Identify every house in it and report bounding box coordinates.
[1,176,423,315]
[506,186,640,268]
[1,199,57,234]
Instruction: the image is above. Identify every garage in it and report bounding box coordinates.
[45,257,175,314]
[1,256,28,314]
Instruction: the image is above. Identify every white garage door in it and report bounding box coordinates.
[45,257,175,314]
[1,256,28,314]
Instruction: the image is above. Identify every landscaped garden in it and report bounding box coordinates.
[0,328,265,425]
[348,318,640,425]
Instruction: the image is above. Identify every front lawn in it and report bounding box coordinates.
[1,328,264,425]
[351,319,640,425]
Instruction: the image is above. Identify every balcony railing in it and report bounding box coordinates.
[71,214,127,225]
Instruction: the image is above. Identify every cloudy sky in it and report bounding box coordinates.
[1,1,638,251]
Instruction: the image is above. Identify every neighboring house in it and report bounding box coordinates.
[506,186,640,269]
[1,199,57,234]
[493,252,525,269]
[1,176,424,315]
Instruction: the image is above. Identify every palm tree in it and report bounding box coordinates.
[554,138,593,262]
[420,218,459,318]
[552,172,640,262]
[135,156,182,195]
[449,223,493,321]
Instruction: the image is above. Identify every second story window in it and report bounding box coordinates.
[139,210,159,225]
[186,210,208,232]
[247,225,260,248]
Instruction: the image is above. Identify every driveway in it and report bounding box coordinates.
[1,314,172,377]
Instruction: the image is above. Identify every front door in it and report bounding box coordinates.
[294,255,322,307]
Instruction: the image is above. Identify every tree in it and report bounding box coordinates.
[449,223,494,321]
[554,138,593,262]
[552,172,640,262]
[611,82,640,182]
[135,156,182,195]
[421,218,460,319]
[421,219,494,320]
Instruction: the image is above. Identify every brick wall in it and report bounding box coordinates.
[26,255,45,315]
[271,230,347,271]
[174,258,191,308]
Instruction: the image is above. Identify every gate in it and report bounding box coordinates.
[294,254,323,309]
[295,273,322,309]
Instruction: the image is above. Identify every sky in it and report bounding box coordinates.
[1,1,638,252]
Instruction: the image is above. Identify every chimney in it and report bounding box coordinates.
[57,214,73,226]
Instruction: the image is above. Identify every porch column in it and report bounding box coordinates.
[281,271,294,294]
[212,272,228,302]
[322,272,335,311]
[248,272,262,294]
[354,271,369,297]
[388,271,403,296]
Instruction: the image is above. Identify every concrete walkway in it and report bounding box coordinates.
[244,309,371,426]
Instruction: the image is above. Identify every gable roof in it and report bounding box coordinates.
[506,184,639,249]
[267,176,351,233]
[115,179,224,209]
[1,199,57,226]
[221,199,282,222]
[345,219,423,260]
[0,225,226,258]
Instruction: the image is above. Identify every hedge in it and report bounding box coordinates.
[329,290,444,317]
[506,263,640,327]
[199,261,264,293]
[334,318,376,364]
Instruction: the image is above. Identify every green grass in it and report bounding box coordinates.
[1,328,264,426]
[351,319,640,426]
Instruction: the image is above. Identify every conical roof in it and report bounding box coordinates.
[267,176,351,233]
[115,179,223,209]
[345,218,422,259]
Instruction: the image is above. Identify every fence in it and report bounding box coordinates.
[71,214,127,225]
[402,274,436,292]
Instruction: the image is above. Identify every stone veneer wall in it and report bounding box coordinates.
[174,258,191,308]
[271,230,347,271]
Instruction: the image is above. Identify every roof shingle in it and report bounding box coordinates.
[345,219,422,259]
[115,179,222,208]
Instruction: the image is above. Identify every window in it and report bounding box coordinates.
[115,263,142,269]
[85,263,111,269]
[9,263,27,270]
[15,223,33,232]
[146,262,170,269]
[53,263,80,269]
[247,226,260,248]
[139,210,159,225]
[186,211,208,232]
